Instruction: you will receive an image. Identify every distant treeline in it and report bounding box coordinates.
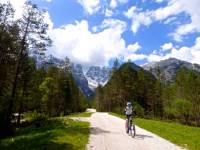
[94,60,200,126]
[0,2,88,135]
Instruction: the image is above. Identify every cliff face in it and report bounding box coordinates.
[143,58,200,82]
[85,66,111,91]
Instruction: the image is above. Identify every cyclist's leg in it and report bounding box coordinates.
[126,115,130,133]
[128,115,131,131]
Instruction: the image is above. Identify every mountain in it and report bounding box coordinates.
[143,58,200,82]
[71,64,94,98]
[35,55,71,72]
[85,66,112,91]
[34,55,95,97]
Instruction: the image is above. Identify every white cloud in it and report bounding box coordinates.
[110,0,129,9]
[48,19,147,67]
[152,0,200,41]
[147,54,165,62]
[161,42,173,51]
[124,42,146,61]
[124,53,147,61]
[173,0,200,41]
[48,20,127,67]
[152,1,183,21]
[43,12,54,30]
[124,6,136,19]
[124,7,152,33]
[105,9,113,17]
[77,0,100,15]
[154,0,165,3]
[110,0,117,9]
[100,19,126,31]
[127,42,141,53]
[153,0,200,41]
[125,0,200,40]
[164,16,177,24]
[147,37,200,64]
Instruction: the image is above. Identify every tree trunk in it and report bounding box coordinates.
[6,18,30,129]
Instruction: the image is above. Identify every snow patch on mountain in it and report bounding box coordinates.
[85,66,111,90]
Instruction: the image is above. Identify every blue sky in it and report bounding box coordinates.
[1,0,200,67]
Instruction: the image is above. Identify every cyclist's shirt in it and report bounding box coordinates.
[125,106,133,116]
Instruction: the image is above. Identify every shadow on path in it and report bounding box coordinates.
[90,127,111,135]
[134,134,153,140]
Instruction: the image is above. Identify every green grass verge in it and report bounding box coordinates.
[109,112,200,150]
[66,112,93,117]
[0,117,90,150]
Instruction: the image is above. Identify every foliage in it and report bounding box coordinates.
[0,2,88,135]
[95,62,200,126]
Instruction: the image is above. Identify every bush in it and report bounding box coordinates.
[31,111,48,121]
[133,102,145,117]
[113,107,123,115]
[27,111,49,127]
[173,99,192,124]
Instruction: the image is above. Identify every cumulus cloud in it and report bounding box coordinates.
[110,0,129,9]
[124,6,152,33]
[147,37,200,64]
[124,53,147,61]
[172,0,200,41]
[125,0,200,41]
[154,0,165,3]
[47,19,126,67]
[77,0,101,15]
[152,1,183,21]
[43,12,54,30]
[161,42,173,51]
[47,18,147,67]
[124,42,146,61]
[105,9,114,17]
[127,42,141,53]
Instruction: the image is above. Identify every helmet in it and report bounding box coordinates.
[127,101,132,106]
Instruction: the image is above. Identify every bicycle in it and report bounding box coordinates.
[125,116,136,138]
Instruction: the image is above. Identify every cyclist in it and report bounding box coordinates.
[124,101,133,133]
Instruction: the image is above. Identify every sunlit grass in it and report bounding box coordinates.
[109,112,200,150]
[0,117,90,150]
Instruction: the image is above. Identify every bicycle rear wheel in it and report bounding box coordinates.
[132,125,136,137]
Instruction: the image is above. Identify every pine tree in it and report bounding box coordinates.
[7,2,52,127]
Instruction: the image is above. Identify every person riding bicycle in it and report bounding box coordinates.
[124,101,133,133]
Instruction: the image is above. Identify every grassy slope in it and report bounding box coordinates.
[0,117,89,150]
[109,112,200,150]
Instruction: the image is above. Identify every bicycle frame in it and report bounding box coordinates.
[125,116,136,137]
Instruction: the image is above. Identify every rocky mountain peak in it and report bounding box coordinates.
[85,66,111,91]
[143,57,200,82]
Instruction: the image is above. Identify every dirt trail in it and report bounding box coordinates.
[86,112,185,150]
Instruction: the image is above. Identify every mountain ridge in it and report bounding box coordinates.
[34,55,111,97]
[143,57,200,82]
[35,55,200,96]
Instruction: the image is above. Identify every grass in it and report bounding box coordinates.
[109,112,200,150]
[0,117,90,150]
[66,112,93,118]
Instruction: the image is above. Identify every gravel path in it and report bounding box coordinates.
[86,112,186,150]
